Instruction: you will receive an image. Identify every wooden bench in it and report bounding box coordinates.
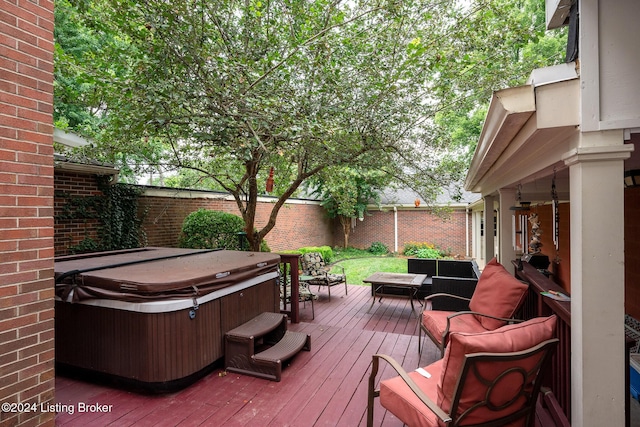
[224,312,310,381]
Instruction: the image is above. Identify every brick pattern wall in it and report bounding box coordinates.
[342,208,469,256]
[54,177,474,256]
[53,172,102,257]
[53,182,335,255]
[139,192,333,252]
[0,0,56,425]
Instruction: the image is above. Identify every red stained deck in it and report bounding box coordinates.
[55,284,437,426]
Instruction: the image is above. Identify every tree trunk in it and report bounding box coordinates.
[340,216,351,248]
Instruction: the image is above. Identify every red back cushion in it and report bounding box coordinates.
[437,315,557,425]
[469,258,529,330]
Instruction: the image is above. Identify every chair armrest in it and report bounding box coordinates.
[327,264,345,275]
[442,311,523,339]
[424,292,471,303]
[369,354,452,424]
[447,311,524,325]
[435,311,524,346]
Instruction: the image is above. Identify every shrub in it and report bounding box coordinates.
[403,241,445,259]
[414,247,443,259]
[368,241,389,255]
[298,246,334,263]
[179,209,247,250]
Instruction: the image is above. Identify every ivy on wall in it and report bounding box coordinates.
[55,177,147,253]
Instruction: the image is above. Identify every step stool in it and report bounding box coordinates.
[225,312,311,381]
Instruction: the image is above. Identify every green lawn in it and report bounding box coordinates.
[330,257,408,285]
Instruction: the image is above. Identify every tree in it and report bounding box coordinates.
[310,167,389,248]
[56,0,566,251]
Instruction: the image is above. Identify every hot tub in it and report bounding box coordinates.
[54,247,281,391]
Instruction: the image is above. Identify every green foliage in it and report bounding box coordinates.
[332,247,374,262]
[53,0,103,131]
[298,246,334,264]
[98,180,147,250]
[68,237,99,255]
[179,209,246,250]
[55,0,567,250]
[311,167,388,220]
[403,242,446,259]
[56,180,146,254]
[259,239,271,253]
[368,242,389,255]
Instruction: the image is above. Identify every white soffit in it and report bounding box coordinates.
[465,65,580,195]
[545,0,574,30]
[53,128,89,147]
[465,85,536,192]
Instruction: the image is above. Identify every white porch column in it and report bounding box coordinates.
[483,195,496,264]
[498,188,517,274]
[562,130,632,427]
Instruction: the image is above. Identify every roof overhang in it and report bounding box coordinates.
[465,64,580,196]
[53,128,90,147]
[54,155,120,182]
[546,0,574,30]
[465,85,536,193]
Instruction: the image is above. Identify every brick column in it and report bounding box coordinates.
[0,0,56,426]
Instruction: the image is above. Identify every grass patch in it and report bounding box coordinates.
[332,247,396,263]
[330,257,407,286]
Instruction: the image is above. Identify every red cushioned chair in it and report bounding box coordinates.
[419,258,529,357]
[368,315,558,427]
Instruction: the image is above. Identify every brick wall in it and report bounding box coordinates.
[0,0,56,426]
[55,179,474,256]
[139,188,333,252]
[53,171,102,257]
[54,183,335,255]
[342,208,469,256]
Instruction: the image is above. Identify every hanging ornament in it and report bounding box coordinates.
[265,167,274,193]
[551,168,560,251]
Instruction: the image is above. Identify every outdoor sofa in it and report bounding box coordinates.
[407,258,480,311]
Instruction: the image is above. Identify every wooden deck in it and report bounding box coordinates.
[55,284,441,426]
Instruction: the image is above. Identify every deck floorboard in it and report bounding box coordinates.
[55,283,437,426]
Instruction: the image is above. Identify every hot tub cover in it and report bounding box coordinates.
[55,247,281,302]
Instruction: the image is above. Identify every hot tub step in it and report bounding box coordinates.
[225,311,288,341]
[224,312,310,382]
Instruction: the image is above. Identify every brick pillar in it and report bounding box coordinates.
[0,0,56,426]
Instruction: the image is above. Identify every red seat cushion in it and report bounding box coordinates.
[380,359,445,427]
[421,311,487,348]
[437,315,557,425]
[469,258,529,330]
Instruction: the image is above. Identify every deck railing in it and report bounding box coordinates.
[514,260,637,427]
[513,261,571,422]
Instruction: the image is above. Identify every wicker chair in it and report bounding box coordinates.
[300,252,347,300]
[368,316,558,427]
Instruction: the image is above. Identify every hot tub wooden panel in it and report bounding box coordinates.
[55,297,224,384]
[220,279,280,332]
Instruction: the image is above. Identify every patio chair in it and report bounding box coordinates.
[281,280,317,319]
[300,252,347,300]
[279,261,317,320]
[419,258,529,357]
[368,315,558,427]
